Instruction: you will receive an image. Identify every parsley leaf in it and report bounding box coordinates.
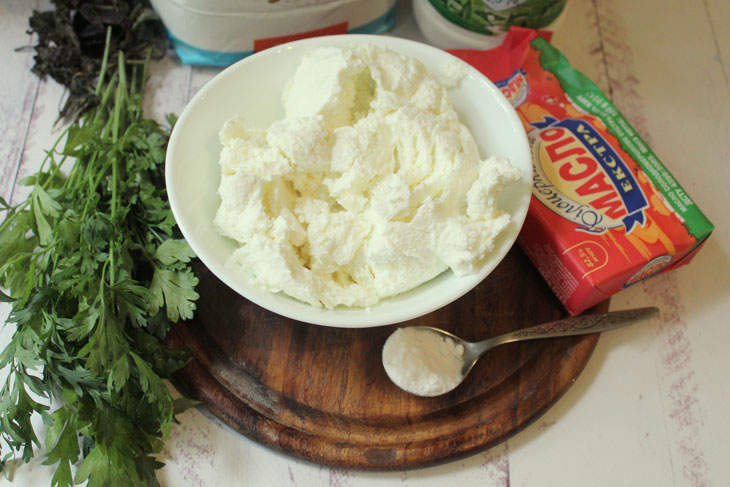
[0,26,199,487]
[150,267,200,323]
[153,239,196,266]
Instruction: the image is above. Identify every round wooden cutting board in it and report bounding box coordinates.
[166,246,606,470]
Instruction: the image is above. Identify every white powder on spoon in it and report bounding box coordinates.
[382,327,465,397]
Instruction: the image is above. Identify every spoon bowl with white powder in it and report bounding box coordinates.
[382,307,659,397]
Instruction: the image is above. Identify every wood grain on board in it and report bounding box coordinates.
[166,247,607,469]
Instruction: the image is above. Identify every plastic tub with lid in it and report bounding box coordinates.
[149,0,398,66]
[413,0,568,49]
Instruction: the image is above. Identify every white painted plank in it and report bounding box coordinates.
[10,79,69,205]
[388,0,429,43]
[0,0,40,201]
[606,0,730,485]
[551,0,611,94]
[160,401,512,487]
[145,55,192,123]
[704,0,730,88]
[187,66,220,104]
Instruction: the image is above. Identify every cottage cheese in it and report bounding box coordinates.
[214,44,520,308]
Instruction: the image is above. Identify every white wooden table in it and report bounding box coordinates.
[2,1,729,486]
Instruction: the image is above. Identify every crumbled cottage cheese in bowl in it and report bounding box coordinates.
[165,34,532,326]
[213,44,521,309]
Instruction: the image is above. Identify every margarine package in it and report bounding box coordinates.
[449,28,714,315]
[150,0,397,66]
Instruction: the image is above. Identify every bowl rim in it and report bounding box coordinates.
[165,33,532,328]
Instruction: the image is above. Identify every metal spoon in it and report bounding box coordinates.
[382,307,660,397]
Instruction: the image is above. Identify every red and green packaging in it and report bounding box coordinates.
[449,28,714,315]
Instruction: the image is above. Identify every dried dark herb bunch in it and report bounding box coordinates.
[27,0,167,121]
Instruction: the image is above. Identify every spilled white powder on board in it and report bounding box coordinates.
[382,327,465,397]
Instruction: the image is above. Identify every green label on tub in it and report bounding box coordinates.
[427,0,567,35]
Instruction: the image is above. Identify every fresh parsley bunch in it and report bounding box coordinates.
[0,34,199,486]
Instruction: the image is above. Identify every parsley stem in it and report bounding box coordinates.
[93,70,117,127]
[95,28,113,98]
[0,246,55,270]
[112,52,127,144]
[32,125,71,185]
[110,157,118,289]
[108,53,127,291]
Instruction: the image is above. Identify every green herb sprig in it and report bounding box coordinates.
[0,30,198,487]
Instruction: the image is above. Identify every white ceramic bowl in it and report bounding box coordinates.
[166,34,532,328]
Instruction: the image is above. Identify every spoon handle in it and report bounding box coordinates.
[484,307,660,348]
